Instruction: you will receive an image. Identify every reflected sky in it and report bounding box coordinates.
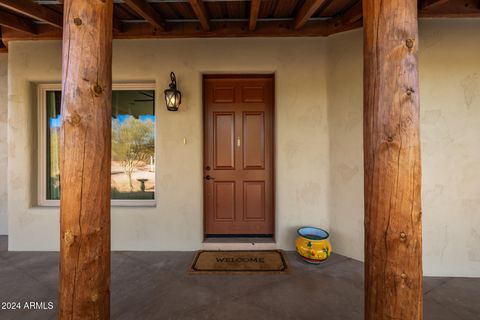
[49,114,155,129]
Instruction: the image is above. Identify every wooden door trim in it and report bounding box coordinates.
[202,73,275,239]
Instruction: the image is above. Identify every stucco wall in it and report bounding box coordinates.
[327,31,364,263]
[328,20,480,277]
[7,38,330,251]
[0,54,7,235]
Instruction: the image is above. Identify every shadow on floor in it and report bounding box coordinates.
[0,236,478,320]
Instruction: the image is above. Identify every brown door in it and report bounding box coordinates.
[203,75,274,235]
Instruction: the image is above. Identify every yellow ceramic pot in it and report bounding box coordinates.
[295,227,332,264]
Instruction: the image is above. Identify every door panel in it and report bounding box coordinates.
[204,75,274,235]
[243,112,265,170]
[213,112,235,169]
[243,181,265,221]
[241,86,265,103]
[213,86,235,103]
[213,182,236,221]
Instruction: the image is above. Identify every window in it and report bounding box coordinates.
[38,83,156,206]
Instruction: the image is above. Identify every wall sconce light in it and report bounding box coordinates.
[164,72,181,111]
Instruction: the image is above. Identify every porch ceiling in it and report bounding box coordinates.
[0,0,479,50]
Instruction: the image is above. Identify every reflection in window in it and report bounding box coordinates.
[46,91,61,200]
[45,90,155,201]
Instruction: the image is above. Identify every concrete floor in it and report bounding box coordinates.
[0,236,478,320]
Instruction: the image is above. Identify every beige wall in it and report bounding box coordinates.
[327,31,364,262]
[7,38,330,251]
[328,20,480,277]
[0,54,7,235]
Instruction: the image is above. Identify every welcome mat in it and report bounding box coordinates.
[190,250,288,274]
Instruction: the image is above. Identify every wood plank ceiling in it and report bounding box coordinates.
[0,0,479,51]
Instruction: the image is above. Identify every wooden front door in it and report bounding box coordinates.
[203,75,274,235]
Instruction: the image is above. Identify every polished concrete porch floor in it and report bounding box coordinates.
[0,236,478,320]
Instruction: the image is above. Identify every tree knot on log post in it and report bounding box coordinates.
[406,87,415,96]
[405,38,415,49]
[91,292,99,302]
[400,232,407,242]
[63,231,75,246]
[400,272,408,280]
[73,17,82,26]
[65,112,82,127]
[93,84,103,96]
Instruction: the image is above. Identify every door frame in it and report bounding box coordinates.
[202,73,276,240]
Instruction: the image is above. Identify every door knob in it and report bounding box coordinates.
[205,175,215,180]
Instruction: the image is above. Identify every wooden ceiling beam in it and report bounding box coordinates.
[331,0,472,32]
[1,20,331,41]
[248,0,261,31]
[420,0,449,10]
[123,0,165,31]
[0,27,6,53]
[338,1,362,25]
[0,9,36,34]
[3,0,480,42]
[293,0,328,30]
[419,0,480,18]
[328,18,362,36]
[0,0,62,28]
[189,0,210,31]
[113,18,123,33]
[117,20,331,38]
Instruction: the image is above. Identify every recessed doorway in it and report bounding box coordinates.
[203,74,275,237]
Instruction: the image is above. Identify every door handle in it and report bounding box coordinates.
[205,175,215,181]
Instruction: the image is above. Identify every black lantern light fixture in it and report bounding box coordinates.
[164,72,181,111]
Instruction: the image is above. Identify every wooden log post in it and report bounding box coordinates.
[363,1,422,319]
[59,1,113,319]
